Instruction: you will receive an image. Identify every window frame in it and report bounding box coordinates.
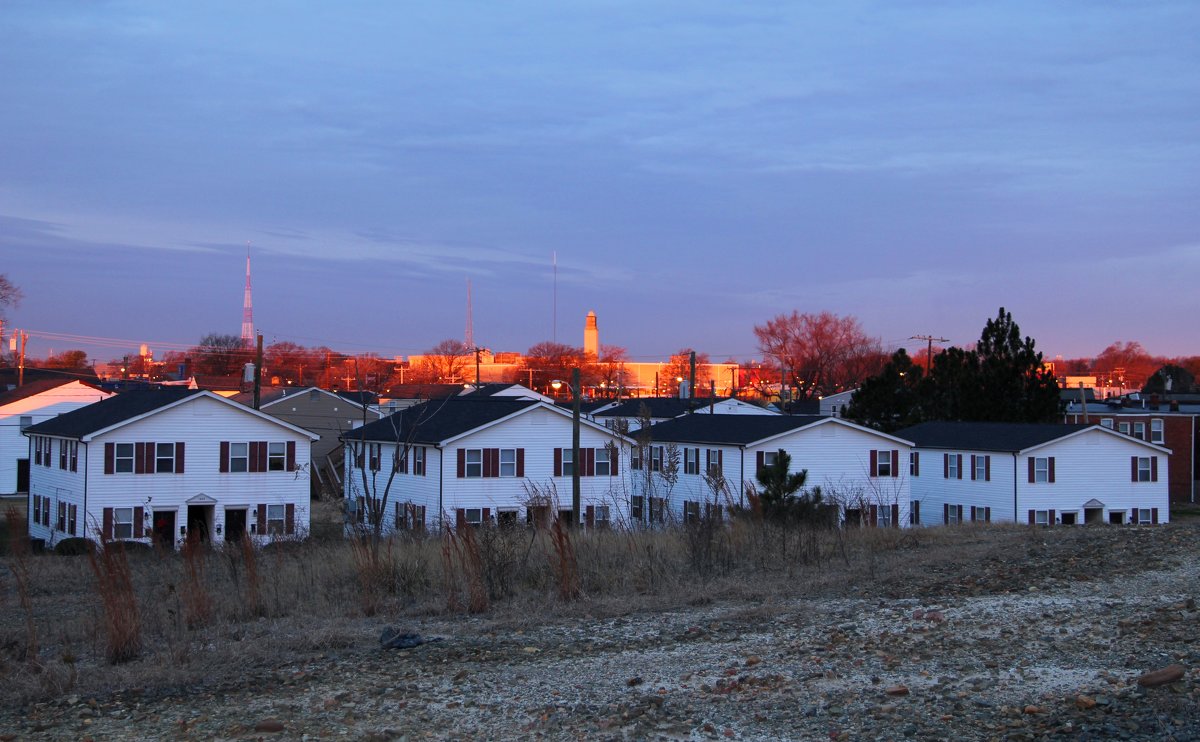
[115,443,135,473]
[630,495,644,519]
[413,446,426,476]
[650,446,663,472]
[877,505,892,527]
[1150,419,1164,444]
[684,448,699,475]
[560,448,574,477]
[267,442,287,472]
[1138,507,1152,524]
[229,442,249,473]
[946,505,959,525]
[1136,456,1152,482]
[594,504,610,526]
[57,501,67,532]
[155,442,176,473]
[464,449,483,478]
[631,446,642,471]
[973,455,987,481]
[594,447,611,477]
[763,451,778,468]
[1118,421,1130,435]
[499,448,517,477]
[1034,457,1049,483]
[1100,418,1113,429]
[464,508,483,526]
[947,454,959,480]
[266,504,286,535]
[113,507,134,540]
[706,449,723,476]
[875,450,892,477]
[1133,422,1145,440]
[1034,510,1049,526]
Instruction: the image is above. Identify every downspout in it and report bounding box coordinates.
[740,445,746,508]
[1013,452,1019,522]
[83,441,89,540]
[436,444,444,529]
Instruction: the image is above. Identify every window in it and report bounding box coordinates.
[1118,422,1130,435]
[1138,508,1152,524]
[1034,457,1049,483]
[631,447,643,471]
[1133,422,1145,440]
[1034,510,1049,526]
[706,449,723,476]
[875,450,892,477]
[41,496,49,526]
[910,500,920,525]
[909,452,919,477]
[68,504,77,536]
[60,440,68,469]
[267,504,286,535]
[649,497,665,523]
[684,448,699,475]
[594,447,611,476]
[57,501,67,532]
[268,442,286,471]
[395,503,426,530]
[560,448,574,477]
[973,455,987,481]
[594,505,610,526]
[947,454,959,479]
[1136,457,1152,482]
[113,507,134,540]
[464,449,483,477]
[413,447,426,476]
[34,437,49,467]
[115,443,135,473]
[499,448,517,477]
[464,508,483,526]
[229,443,249,473]
[946,505,960,525]
[365,443,381,472]
[393,446,408,473]
[19,415,32,430]
[877,505,891,527]
[1151,419,1164,444]
[763,451,778,468]
[1100,418,1113,429]
[68,441,78,472]
[155,442,176,473]
[32,494,41,526]
[683,501,700,524]
[630,495,644,520]
[650,446,663,472]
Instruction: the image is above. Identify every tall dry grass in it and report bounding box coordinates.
[86,537,142,664]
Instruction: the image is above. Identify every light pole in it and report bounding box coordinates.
[551,369,583,525]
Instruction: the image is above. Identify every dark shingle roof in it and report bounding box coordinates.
[0,379,75,407]
[384,384,463,400]
[335,390,379,406]
[896,421,1094,452]
[342,397,538,444]
[594,398,729,419]
[638,414,828,446]
[24,388,203,439]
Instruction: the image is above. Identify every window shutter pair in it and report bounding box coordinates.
[249,441,269,472]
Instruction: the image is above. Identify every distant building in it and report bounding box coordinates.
[584,311,599,358]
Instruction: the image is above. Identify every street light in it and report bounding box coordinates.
[552,370,582,526]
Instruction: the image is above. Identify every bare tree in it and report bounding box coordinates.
[0,274,20,320]
[660,348,711,397]
[410,339,471,384]
[754,311,885,400]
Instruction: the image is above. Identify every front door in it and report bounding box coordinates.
[225,508,247,542]
[153,510,177,549]
[186,505,212,543]
[15,459,29,493]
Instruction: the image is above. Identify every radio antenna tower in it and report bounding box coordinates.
[241,244,254,347]
[465,278,474,348]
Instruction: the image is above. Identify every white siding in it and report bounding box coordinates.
[908,450,1015,526]
[25,437,86,545]
[1,382,112,494]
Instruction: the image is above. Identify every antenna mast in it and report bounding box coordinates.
[241,244,254,347]
[552,251,557,343]
[465,278,474,348]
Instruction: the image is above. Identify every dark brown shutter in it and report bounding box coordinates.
[103,507,113,540]
[1130,507,1138,524]
[956,454,963,479]
[134,442,145,474]
[258,503,267,531]
[286,441,296,472]
[869,449,878,476]
[1048,457,1055,483]
[943,503,949,524]
[554,448,562,477]
[587,447,596,477]
[482,507,491,525]
[1028,458,1035,483]
[481,449,492,478]
[1151,457,1158,482]
[984,455,990,482]
[105,442,115,474]
[610,447,618,475]
[1151,508,1159,524]
[586,505,595,528]
[756,451,764,473]
[891,503,899,527]
[457,448,466,478]
[890,450,898,477]
[944,454,949,478]
[957,505,963,523]
[970,505,977,521]
[913,451,919,477]
[133,507,144,538]
[985,507,991,522]
[517,448,525,477]
[258,441,268,472]
[970,455,977,481]
[220,441,230,472]
[1048,509,1055,525]
[249,442,260,472]
[456,508,466,529]
[869,504,878,526]
[285,503,296,534]
[1131,456,1138,482]
[175,442,185,473]
[706,449,711,472]
[1028,509,1035,525]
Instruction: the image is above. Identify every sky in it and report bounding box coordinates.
[2,1,1198,365]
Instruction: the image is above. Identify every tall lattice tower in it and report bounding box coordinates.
[241,245,254,346]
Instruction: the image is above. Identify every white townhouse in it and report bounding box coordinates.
[0,379,113,495]
[898,422,1171,527]
[342,396,635,533]
[23,388,318,549]
[633,414,915,527]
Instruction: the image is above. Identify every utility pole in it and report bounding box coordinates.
[571,367,581,527]
[15,330,28,387]
[253,333,263,409]
[474,346,482,389]
[910,335,949,374]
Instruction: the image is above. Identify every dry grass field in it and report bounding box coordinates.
[1,502,1197,740]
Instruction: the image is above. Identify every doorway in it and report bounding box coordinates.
[1061,511,1077,526]
[16,459,29,493]
[1084,508,1104,525]
[1109,511,1125,525]
[186,505,213,543]
[225,508,247,543]
[153,510,176,549]
[844,508,862,527]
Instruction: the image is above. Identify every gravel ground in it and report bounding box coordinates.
[3,523,1198,741]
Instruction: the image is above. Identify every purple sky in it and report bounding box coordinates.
[2,1,1198,365]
